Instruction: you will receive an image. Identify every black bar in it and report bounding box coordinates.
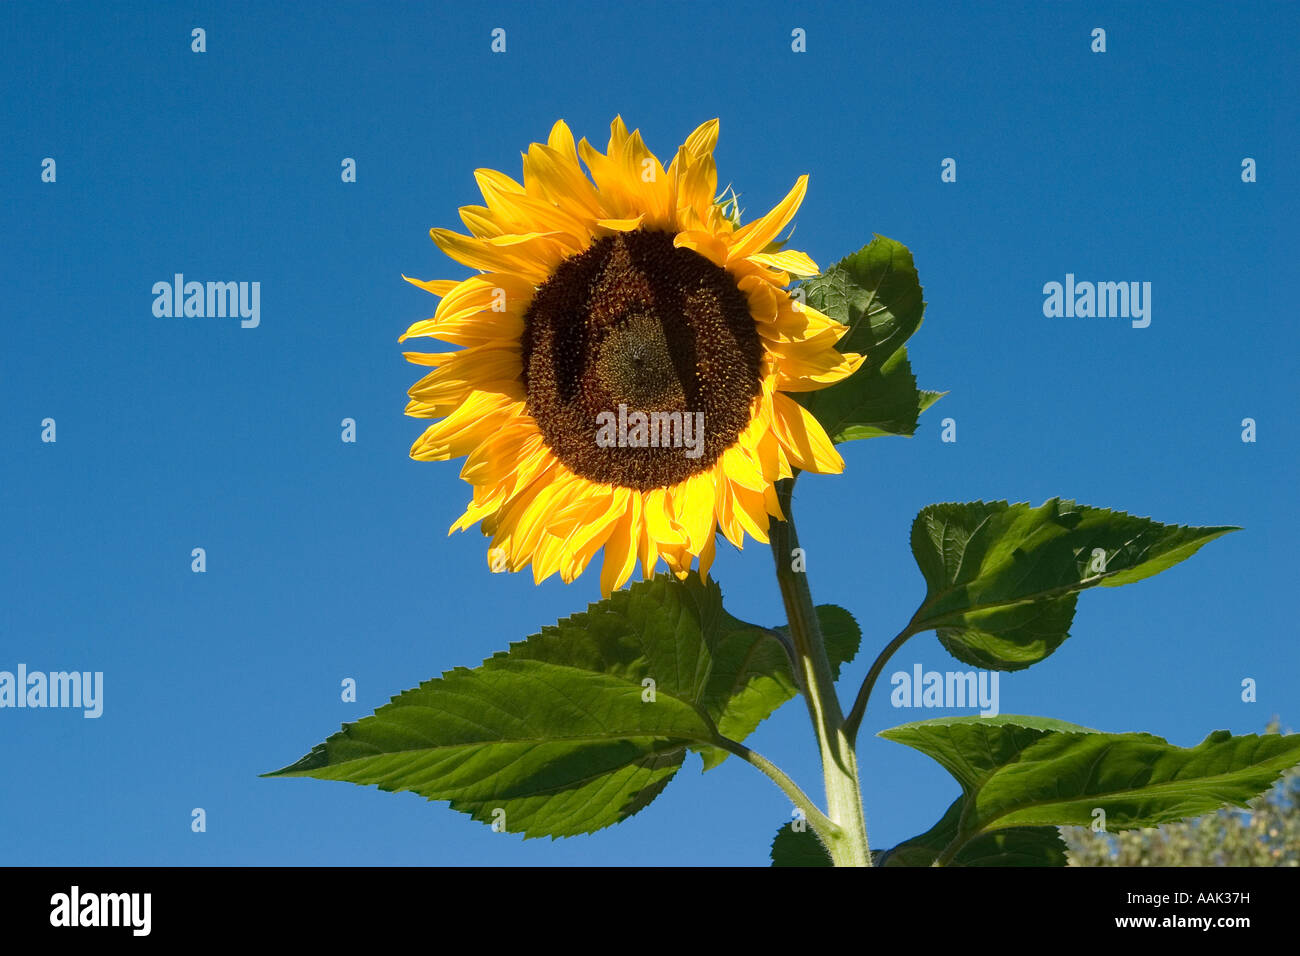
[1,865,1289,940]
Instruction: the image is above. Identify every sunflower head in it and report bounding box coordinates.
[401,118,863,595]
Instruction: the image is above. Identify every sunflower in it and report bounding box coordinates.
[401,118,863,596]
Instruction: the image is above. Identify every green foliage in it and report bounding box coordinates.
[497,575,859,771]
[908,499,1237,670]
[796,236,942,442]
[878,715,1300,864]
[268,573,860,837]
[267,659,711,838]
[874,797,1068,867]
[1065,720,1300,866]
[771,822,832,867]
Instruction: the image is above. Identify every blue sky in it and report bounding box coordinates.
[2,1,1296,866]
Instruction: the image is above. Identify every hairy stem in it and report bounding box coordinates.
[769,478,871,866]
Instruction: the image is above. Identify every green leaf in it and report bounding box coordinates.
[881,715,1300,864]
[268,574,859,836]
[812,604,862,680]
[267,658,717,839]
[804,235,925,358]
[498,574,858,770]
[816,346,925,442]
[908,499,1237,670]
[875,797,1067,867]
[770,822,832,866]
[796,235,939,443]
[881,714,1095,786]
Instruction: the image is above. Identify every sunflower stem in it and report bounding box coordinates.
[769,478,871,866]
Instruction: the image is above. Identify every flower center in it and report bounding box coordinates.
[521,229,763,490]
[593,311,685,409]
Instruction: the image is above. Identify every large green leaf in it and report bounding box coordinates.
[267,659,716,838]
[874,797,1068,867]
[497,574,859,770]
[796,235,939,442]
[880,713,1095,783]
[908,499,1237,670]
[881,715,1300,865]
[268,574,860,836]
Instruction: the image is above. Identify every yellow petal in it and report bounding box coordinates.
[727,175,809,263]
[401,276,460,297]
[400,273,534,345]
[409,392,524,461]
[773,349,865,392]
[672,152,719,232]
[673,229,728,268]
[547,119,580,163]
[771,392,844,473]
[459,204,508,239]
[577,138,634,218]
[714,477,744,547]
[642,487,686,548]
[407,346,523,404]
[728,481,772,543]
[698,530,718,580]
[720,444,768,493]
[682,118,719,162]
[618,128,672,227]
[598,494,639,595]
[607,116,631,155]
[747,248,820,277]
[559,489,625,581]
[758,300,847,343]
[522,142,604,222]
[531,530,569,583]
[473,168,528,224]
[461,428,543,485]
[429,228,567,283]
[401,350,458,368]
[740,275,780,324]
[674,471,718,555]
[593,215,646,233]
[635,494,659,580]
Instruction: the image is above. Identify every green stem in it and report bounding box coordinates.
[769,478,871,866]
[843,620,917,745]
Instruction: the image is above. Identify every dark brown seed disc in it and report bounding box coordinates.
[520,229,763,491]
